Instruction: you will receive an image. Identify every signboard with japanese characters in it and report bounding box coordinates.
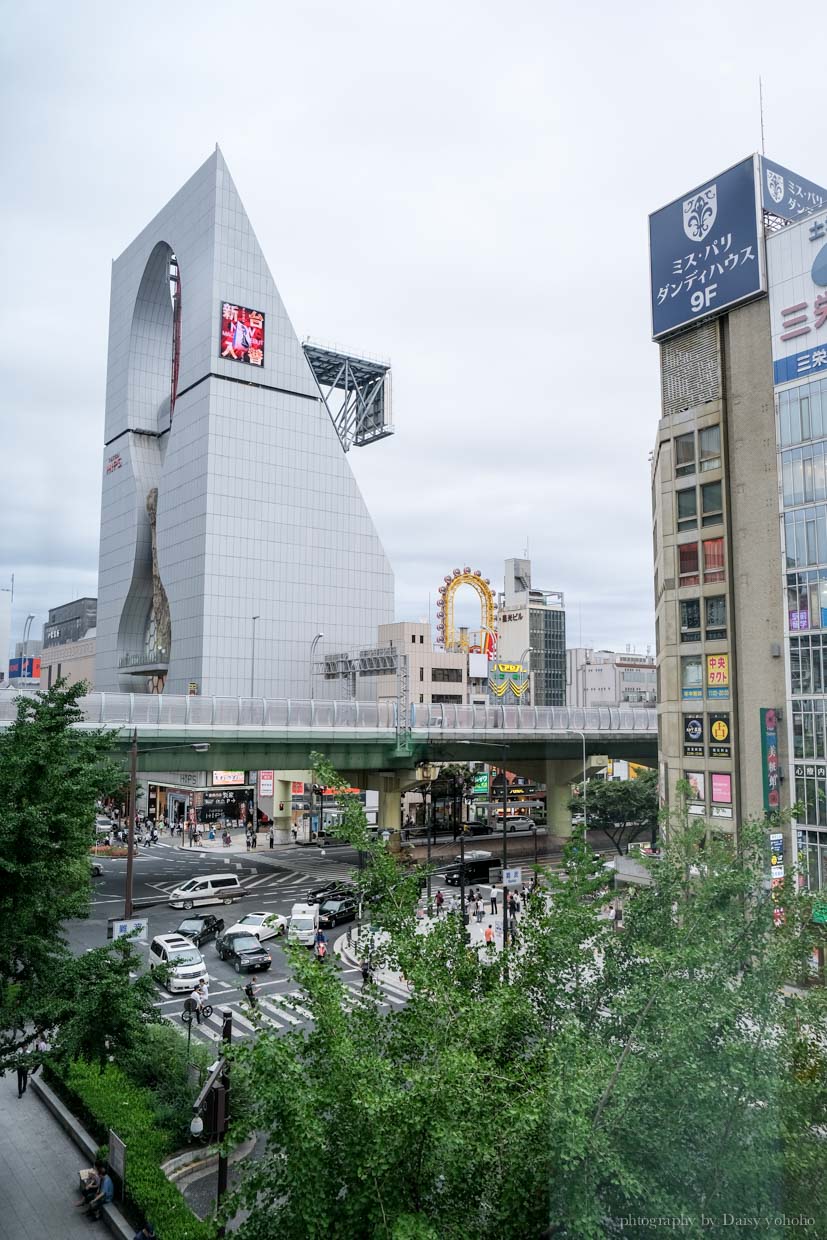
[649,155,764,340]
[706,654,729,699]
[683,714,704,757]
[219,302,265,367]
[760,708,780,813]
[259,770,274,798]
[709,712,731,757]
[760,158,827,224]
[767,203,827,384]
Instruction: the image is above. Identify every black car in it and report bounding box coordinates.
[176,914,225,948]
[306,880,354,905]
[215,930,272,973]
[318,898,358,928]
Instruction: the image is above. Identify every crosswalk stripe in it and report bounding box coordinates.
[265,993,309,1021]
[258,999,294,1026]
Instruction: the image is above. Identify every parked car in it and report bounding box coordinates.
[90,859,103,877]
[305,880,354,905]
[148,934,207,993]
[318,898,358,928]
[225,911,287,941]
[444,856,496,886]
[452,849,492,865]
[175,914,225,947]
[215,929,272,973]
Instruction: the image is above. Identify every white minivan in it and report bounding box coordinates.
[168,873,243,910]
[288,902,319,947]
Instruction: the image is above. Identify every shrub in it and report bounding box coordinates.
[119,1022,213,1143]
[47,1058,214,1240]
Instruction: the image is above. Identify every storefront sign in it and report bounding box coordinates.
[706,654,729,698]
[683,715,704,757]
[711,772,732,804]
[711,805,733,818]
[760,708,780,812]
[259,770,274,798]
[212,770,245,786]
[291,781,305,795]
[709,712,731,757]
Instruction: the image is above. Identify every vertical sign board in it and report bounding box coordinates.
[259,770,274,798]
[706,654,730,698]
[683,715,704,757]
[760,708,781,813]
[649,156,764,340]
[709,713,731,757]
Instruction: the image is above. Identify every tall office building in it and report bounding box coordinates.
[650,153,827,894]
[96,149,394,698]
[497,558,566,706]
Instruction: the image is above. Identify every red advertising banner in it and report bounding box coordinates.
[219,302,265,366]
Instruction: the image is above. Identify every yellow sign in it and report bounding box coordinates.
[711,718,729,742]
[706,654,729,697]
[494,663,524,674]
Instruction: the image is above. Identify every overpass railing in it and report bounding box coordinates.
[0,690,656,734]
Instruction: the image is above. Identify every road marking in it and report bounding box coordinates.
[258,999,294,1026]
[263,994,305,1023]
[244,874,276,890]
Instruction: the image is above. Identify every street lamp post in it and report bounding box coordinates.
[575,729,588,832]
[21,613,34,687]
[125,739,210,917]
[309,632,324,700]
[250,615,260,698]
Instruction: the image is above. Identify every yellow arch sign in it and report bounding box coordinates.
[436,567,496,651]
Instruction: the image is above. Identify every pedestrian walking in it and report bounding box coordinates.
[15,1047,29,1098]
[434,889,444,916]
[360,959,373,986]
[484,924,494,946]
[251,829,257,849]
[474,896,483,923]
[244,977,259,1008]
[246,831,252,852]
[316,939,327,961]
[489,888,498,915]
[269,827,274,849]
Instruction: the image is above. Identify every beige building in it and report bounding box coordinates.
[375,621,468,706]
[566,647,656,709]
[40,634,96,690]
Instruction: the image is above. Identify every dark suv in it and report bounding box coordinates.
[216,930,272,973]
[306,881,354,905]
[176,914,225,947]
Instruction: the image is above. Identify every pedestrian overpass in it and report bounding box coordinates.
[0,691,657,837]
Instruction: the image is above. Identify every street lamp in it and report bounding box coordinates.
[124,736,210,917]
[250,615,260,698]
[574,728,588,832]
[21,613,34,686]
[309,632,324,700]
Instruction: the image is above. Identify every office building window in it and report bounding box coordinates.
[778,376,827,448]
[432,667,462,683]
[675,432,695,477]
[676,487,698,531]
[781,441,827,507]
[701,481,723,526]
[699,425,721,472]
[431,693,463,704]
[419,667,424,682]
[680,599,701,641]
[679,542,699,587]
[681,654,703,696]
[703,537,725,583]
[411,635,416,644]
[705,595,727,640]
[420,635,424,643]
[797,827,827,889]
[784,506,827,569]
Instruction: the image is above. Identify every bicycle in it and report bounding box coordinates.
[181,998,213,1025]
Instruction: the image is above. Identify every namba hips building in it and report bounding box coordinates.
[650,153,827,894]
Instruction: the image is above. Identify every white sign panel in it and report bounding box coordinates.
[259,770,274,797]
[502,866,522,887]
[212,770,245,786]
[107,918,148,942]
[768,209,827,384]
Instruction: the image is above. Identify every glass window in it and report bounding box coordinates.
[705,595,727,639]
[676,487,698,530]
[703,537,725,583]
[680,599,701,641]
[699,425,721,472]
[681,654,703,695]
[675,433,695,477]
[701,481,723,526]
[679,542,699,587]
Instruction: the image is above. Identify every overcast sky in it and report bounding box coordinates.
[2,1,823,662]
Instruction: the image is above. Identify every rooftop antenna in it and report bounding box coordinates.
[759,75,766,156]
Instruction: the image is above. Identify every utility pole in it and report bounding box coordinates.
[216,1009,232,1236]
[124,729,138,918]
[501,751,508,948]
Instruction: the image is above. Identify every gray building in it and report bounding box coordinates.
[43,598,97,648]
[95,148,394,698]
[497,558,566,706]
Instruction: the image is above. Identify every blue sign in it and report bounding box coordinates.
[650,156,763,340]
[773,341,827,385]
[760,157,827,223]
[8,657,38,680]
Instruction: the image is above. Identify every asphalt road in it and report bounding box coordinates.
[63,842,408,1050]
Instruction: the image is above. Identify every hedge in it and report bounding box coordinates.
[46,1058,214,1240]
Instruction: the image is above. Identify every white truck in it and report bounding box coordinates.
[288,902,319,947]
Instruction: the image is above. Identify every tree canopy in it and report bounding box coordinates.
[226,758,827,1239]
[569,766,658,854]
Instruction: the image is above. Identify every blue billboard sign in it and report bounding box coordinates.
[650,156,764,340]
[760,157,827,223]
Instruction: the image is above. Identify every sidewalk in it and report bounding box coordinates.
[0,1071,97,1239]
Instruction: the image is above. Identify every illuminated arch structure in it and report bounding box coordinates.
[436,567,496,652]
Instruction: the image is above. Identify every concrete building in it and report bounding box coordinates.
[566,648,656,709]
[44,598,96,648]
[321,622,469,706]
[649,153,827,896]
[496,558,566,706]
[95,147,393,700]
[40,634,96,691]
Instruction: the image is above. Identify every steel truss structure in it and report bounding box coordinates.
[302,341,393,452]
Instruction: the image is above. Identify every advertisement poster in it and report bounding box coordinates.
[259,770,274,798]
[709,713,731,757]
[707,654,730,698]
[685,771,705,812]
[219,302,265,366]
[711,773,732,804]
[212,770,245,786]
[760,708,780,812]
[683,715,704,757]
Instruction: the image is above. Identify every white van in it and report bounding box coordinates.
[168,873,243,910]
[288,902,319,947]
[148,934,207,993]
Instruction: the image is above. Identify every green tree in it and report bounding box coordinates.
[0,682,119,1067]
[226,756,826,1238]
[569,766,658,854]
